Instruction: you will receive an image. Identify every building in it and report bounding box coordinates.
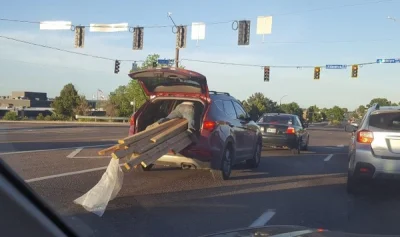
[0,91,52,108]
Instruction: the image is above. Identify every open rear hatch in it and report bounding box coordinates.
[129,68,209,99]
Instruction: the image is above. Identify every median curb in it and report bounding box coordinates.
[0,120,129,126]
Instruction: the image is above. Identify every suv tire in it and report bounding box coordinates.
[212,144,233,181]
[246,140,261,168]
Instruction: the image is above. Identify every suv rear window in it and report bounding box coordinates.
[369,111,400,130]
[140,77,203,93]
[258,115,293,125]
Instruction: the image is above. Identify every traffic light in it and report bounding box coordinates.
[263,66,270,82]
[176,25,187,48]
[238,20,251,46]
[114,60,120,74]
[133,27,144,50]
[314,67,320,80]
[351,65,358,78]
[74,26,85,48]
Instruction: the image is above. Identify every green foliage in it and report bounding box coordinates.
[3,111,18,120]
[242,93,280,121]
[22,116,29,121]
[326,106,345,122]
[280,102,304,121]
[74,95,91,116]
[44,115,52,121]
[51,83,80,119]
[367,98,393,108]
[36,113,45,120]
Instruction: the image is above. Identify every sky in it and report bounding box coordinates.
[1,0,400,110]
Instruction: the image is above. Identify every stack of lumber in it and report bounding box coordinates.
[98,118,192,171]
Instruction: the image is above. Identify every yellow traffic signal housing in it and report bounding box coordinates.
[351,65,358,78]
[264,66,270,82]
[314,67,320,80]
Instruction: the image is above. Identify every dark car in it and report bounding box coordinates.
[128,67,262,180]
[257,113,310,154]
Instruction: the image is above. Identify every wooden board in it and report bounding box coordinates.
[118,118,183,145]
[150,120,188,143]
[125,131,191,168]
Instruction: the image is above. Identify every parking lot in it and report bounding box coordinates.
[1,122,400,236]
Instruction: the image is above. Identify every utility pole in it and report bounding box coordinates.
[175,48,179,68]
[168,12,186,68]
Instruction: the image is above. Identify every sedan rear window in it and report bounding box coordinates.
[369,111,400,130]
[258,115,293,125]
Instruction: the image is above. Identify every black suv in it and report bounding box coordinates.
[128,67,262,180]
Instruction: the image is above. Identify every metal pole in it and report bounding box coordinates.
[279,95,288,107]
[175,48,179,67]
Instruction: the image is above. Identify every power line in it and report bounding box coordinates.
[0,0,396,29]
[0,34,386,69]
[0,35,143,62]
[181,59,378,68]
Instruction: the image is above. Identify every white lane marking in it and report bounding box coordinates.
[67,147,111,159]
[324,154,334,161]
[249,209,276,227]
[0,144,113,155]
[66,148,83,158]
[25,164,124,183]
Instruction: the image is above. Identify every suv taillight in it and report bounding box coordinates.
[130,116,135,127]
[202,120,216,131]
[286,127,295,134]
[357,130,374,144]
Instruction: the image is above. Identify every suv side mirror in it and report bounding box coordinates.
[345,124,357,133]
[238,113,252,121]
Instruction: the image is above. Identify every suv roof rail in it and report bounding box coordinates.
[372,103,380,110]
[209,91,230,96]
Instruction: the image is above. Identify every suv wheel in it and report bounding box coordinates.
[133,163,154,172]
[212,145,233,181]
[246,140,261,168]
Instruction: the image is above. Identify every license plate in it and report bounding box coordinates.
[267,128,276,133]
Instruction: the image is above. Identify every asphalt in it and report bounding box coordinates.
[1,122,400,236]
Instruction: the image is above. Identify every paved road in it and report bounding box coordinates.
[1,123,400,236]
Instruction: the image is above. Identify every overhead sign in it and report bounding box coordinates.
[325,64,347,69]
[376,58,400,63]
[157,59,174,65]
[89,23,128,32]
[40,21,72,30]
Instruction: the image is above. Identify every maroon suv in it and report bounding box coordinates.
[128,67,262,180]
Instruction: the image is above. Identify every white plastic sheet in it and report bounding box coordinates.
[74,158,123,217]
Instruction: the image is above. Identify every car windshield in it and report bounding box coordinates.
[258,115,293,125]
[2,1,400,237]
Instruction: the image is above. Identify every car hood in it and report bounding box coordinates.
[200,225,397,237]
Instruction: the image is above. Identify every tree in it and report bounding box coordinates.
[242,93,279,120]
[280,102,304,121]
[326,106,345,122]
[367,98,392,108]
[306,105,322,123]
[51,83,80,119]
[74,95,91,116]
